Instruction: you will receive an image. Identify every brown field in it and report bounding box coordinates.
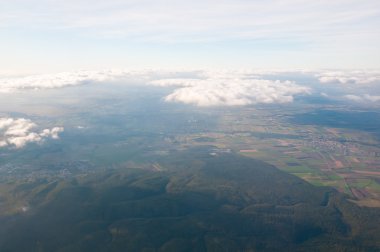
[351,157,360,163]
[335,160,344,168]
[354,170,380,176]
[350,198,380,208]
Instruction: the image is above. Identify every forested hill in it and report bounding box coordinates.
[0,151,379,251]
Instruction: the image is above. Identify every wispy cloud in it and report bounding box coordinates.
[0,118,64,148]
[344,94,380,103]
[1,0,379,44]
[1,1,379,71]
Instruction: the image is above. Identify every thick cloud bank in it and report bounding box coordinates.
[151,77,310,107]
[0,69,311,107]
[0,118,64,148]
[3,68,380,107]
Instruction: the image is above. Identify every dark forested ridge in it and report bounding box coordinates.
[0,151,379,252]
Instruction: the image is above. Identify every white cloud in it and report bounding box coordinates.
[0,118,64,148]
[344,94,380,103]
[344,94,363,102]
[364,95,380,102]
[0,68,268,93]
[317,70,380,85]
[0,69,149,93]
[151,74,310,106]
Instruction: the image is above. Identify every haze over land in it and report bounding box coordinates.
[1,69,380,251]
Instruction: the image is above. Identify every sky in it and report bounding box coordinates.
[0,0,380,75]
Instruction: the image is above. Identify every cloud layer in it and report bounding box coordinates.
[151,75,310,106]
[0,70,145,93]
[3,68,380,107]
[317,70,380,85]
[0,118,64,148]
[0,69,312,106]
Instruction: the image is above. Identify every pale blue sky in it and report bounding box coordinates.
[1,0,379,74]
